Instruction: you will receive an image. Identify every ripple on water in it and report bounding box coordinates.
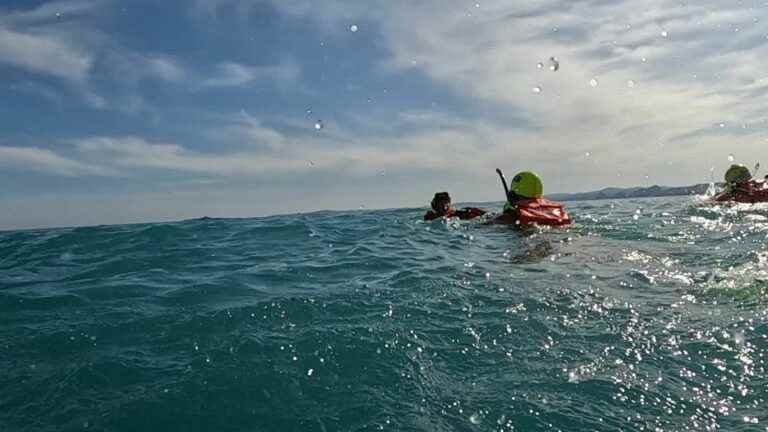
[1,197,767,431]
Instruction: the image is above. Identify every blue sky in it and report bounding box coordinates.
[2,0,767,229]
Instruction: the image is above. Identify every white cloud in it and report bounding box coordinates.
[1,1,301,111]
[0,1,189,109]
[74,136,308,175]
[65,120,556,182]
[6,0,768,193]
[145,56,186,82]
[199,61,299,89]
[205,111,288,150]
[1,0,104,25]
[248,0,768,189]
[0,145,115,177]
[102,51,187,84]
[0,27,93,82]
[0,1,108,84]
[8,81,63,106]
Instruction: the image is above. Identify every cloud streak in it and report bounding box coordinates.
[74,136,308,176]
[0,27,93,82]
[198,61,300,89]
[0,1,297,110]
[250,0,768,178]
[0,145,115,177]
[3,0,768,230]
[1,0,104,25]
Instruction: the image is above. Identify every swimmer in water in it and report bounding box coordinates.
[423,192,486,221]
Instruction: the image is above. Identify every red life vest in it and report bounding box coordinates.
[713,181,768,203]
[495,198,571,226]
[424,207,486,221]
[453,207,486,220]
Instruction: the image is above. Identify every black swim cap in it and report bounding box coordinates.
[433,192,451,202]
[431,192,451,211]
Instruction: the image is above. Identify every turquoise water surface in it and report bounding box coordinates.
[1,196,767,431]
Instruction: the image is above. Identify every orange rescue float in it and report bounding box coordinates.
[493,198,572,226]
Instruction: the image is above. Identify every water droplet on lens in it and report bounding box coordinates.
[589,78,599,87]
[532,86,542,93]
[350,24,358,32]
[568,370,579,382]
[469,413,482,424]
[548,56,559,71]
[734,331,745,345]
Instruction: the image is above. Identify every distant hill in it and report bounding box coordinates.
[547,183,715,202]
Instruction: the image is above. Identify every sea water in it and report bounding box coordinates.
[1,196,766,431]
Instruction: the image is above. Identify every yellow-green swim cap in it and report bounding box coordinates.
[510,171,543,198]
[724,164,751,184]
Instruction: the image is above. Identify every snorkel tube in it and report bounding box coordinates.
[496,168,511,202]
